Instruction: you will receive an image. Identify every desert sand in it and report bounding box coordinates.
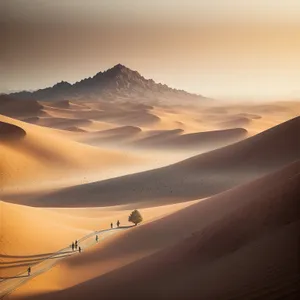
[6,161,300,299]
[1,70,299,300]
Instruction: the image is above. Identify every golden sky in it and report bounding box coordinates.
[1,0,300,100]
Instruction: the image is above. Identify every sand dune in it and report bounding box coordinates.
[64,127,87,133]
[23,117,299,207]
[25,117,92,131]
[132,129,184,147]
[93,110,160,127]
[0,122,26,141]
[11,161,300,300]
[0,96,44,118]
[43,101,160,128]
[81,126,142,146]
[133,128,247,150]
[217,117,252,128]
[0,115,139,191]
[90,126,142,137]
[45,100,71,109]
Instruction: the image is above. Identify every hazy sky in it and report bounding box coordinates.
[1,0,300,100]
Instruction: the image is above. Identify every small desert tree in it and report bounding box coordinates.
[128,209,143,226]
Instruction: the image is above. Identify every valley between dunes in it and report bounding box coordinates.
[0,90,299,300]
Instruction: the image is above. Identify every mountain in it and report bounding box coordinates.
[9,64,206,103]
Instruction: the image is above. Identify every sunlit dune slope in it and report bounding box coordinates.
[16,161,299,300]
[0,115,138,190]
[0,199,196,279]
[31,117,299,207]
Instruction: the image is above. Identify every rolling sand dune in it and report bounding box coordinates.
[0,115,139,191]
[217,117,252,128]
[10,161,300,299]
[25,117,92,131]
[23,117,299,207]
[92,110,160,127]
[90,126,142,138]
[64,127,87,133]
[0,96,44,118]
[81,126,142,145]
[45,100,71,109]
[133,128,247,150]
[132,129,184,147]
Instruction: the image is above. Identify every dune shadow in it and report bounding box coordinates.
[0,275,28,280]
[0,251,73,265]
[0,253,73,270]
[0,250,72,260]
[117,225,135,229]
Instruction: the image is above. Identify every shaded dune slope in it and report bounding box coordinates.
[33,117,299,207]
[19,161,300,300]
[0,121,26,141]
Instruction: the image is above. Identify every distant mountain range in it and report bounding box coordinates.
[9,64,206,103]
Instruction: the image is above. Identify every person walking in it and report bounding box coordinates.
[111,223,113,229]
[27,266,31,276]
[78,246,82,253]
[75,240,78,250]
[96,235,98,242]
[117,220,120,227]
[72,242,75,251]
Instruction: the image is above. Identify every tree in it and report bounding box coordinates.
[128,210,143,226]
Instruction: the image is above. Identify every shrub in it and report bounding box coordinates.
[128,209,143,226]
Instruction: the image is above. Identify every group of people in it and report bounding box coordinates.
[26,221,122,277]
[71,240,82,253]
[111,220,121,229]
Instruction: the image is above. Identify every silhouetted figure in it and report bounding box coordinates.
[75,240,78,250]
[72,242,75,251]
[117,220,120,227]
[96,235,98,242]
[111,223,113,229]
[78,246,82,253]
[27,266,31,276]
